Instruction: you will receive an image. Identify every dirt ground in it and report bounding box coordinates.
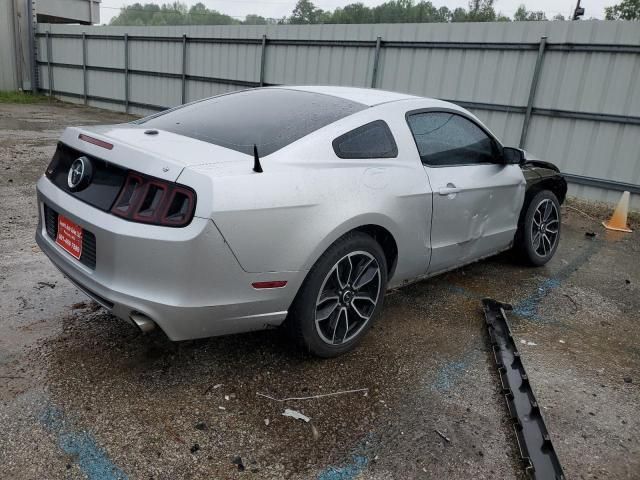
[0,101,638,480]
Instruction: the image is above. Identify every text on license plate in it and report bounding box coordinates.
[56,214,83,260]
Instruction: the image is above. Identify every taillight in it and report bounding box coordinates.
[111,172,196,227]
[79,134,113,150]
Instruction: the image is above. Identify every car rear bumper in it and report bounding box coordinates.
[35,175,301,340]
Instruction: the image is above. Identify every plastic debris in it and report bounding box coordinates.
[282,408,310,422]
[434,429,451,443]
[257,388,368,402]
[232,456,245,472]
[203,383,223,395]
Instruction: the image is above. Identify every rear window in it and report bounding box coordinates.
[332,120,397,159]
[139,88,367,156]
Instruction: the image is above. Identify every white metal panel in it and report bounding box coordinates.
[0,0,18,90]
[130,38,182,75]
[49,66,83,95]
[37,0,100,24]
[87,38,124,69]
[185,80,244,104]
[129,74,180,108]
[86,70,124,100]
[186,42,260,81]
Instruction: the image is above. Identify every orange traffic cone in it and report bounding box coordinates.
[602,191,633,233]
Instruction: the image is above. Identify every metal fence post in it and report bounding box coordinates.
[519,36,547,149]
[259,34,267,87]
[11,0,24,89]
[46,31,53,97]
[82,32,88,104]
[181,34,187,104]
[27,0,38,91]
[124,33,129,113]
[371,36,382,88]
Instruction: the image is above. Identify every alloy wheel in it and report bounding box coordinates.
[531,198,559,257]
[314,251,381,345]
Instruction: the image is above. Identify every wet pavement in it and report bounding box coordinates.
[1,102,638,479]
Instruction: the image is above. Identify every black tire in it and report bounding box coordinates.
[516,190,561,266]
[286,232,388,358]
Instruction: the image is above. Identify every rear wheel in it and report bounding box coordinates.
[516,190,561,266]
[287,232,387,357]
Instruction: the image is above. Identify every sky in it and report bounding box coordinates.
[98,0,612,24]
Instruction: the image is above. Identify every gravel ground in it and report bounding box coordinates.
[0,101,638,479]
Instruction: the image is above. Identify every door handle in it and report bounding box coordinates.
[438,184,461,196]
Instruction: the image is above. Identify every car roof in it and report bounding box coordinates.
[283,85,421,107]
[140,87,368,156]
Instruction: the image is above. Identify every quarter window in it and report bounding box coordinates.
[332,120,398,159]
[407,112,496,166]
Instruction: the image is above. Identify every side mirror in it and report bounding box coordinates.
[502,147,525,165]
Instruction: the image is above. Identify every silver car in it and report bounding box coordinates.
[36,86,566,357]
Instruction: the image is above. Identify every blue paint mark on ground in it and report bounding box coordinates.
[317,455,369,480]
[442,240,601,324]
[512,278,561,322]
[512,240,601,322]
[431,349,480,392]
[40,406,128,480]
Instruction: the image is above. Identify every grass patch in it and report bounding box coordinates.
[0,91,52,104]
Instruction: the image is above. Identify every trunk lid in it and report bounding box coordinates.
[60,124,250,182]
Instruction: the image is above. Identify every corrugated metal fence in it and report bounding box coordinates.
[0,0,17,90]
[36,21,640,207]
[0,0,34,91]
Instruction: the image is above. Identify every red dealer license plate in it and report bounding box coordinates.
[56,214,83,260]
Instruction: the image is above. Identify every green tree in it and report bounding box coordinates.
[514,4,547,20]
[109,0,553,26]
[331,3,374,23]
[605,0,640,19]
[187,2,238,25]
[448,7,465,21]
[243,14,269,25]
[289,0,327,24]
[109,2,239,26]
[466,0,498,21]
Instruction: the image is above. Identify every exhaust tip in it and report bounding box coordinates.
[130,311,156,334]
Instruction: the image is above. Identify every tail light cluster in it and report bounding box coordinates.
[111,172,196,227]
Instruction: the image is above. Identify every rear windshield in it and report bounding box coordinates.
[138,88,367,156]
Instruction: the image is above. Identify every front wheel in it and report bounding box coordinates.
[516,190,561,266]
[286,232,388,357]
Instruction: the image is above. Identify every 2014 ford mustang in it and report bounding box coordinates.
[36,86,566,357]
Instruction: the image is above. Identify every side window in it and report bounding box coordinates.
[332,120,398,159]
[406,112,496,166]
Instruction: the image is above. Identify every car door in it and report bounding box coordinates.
[406,110,525,275]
